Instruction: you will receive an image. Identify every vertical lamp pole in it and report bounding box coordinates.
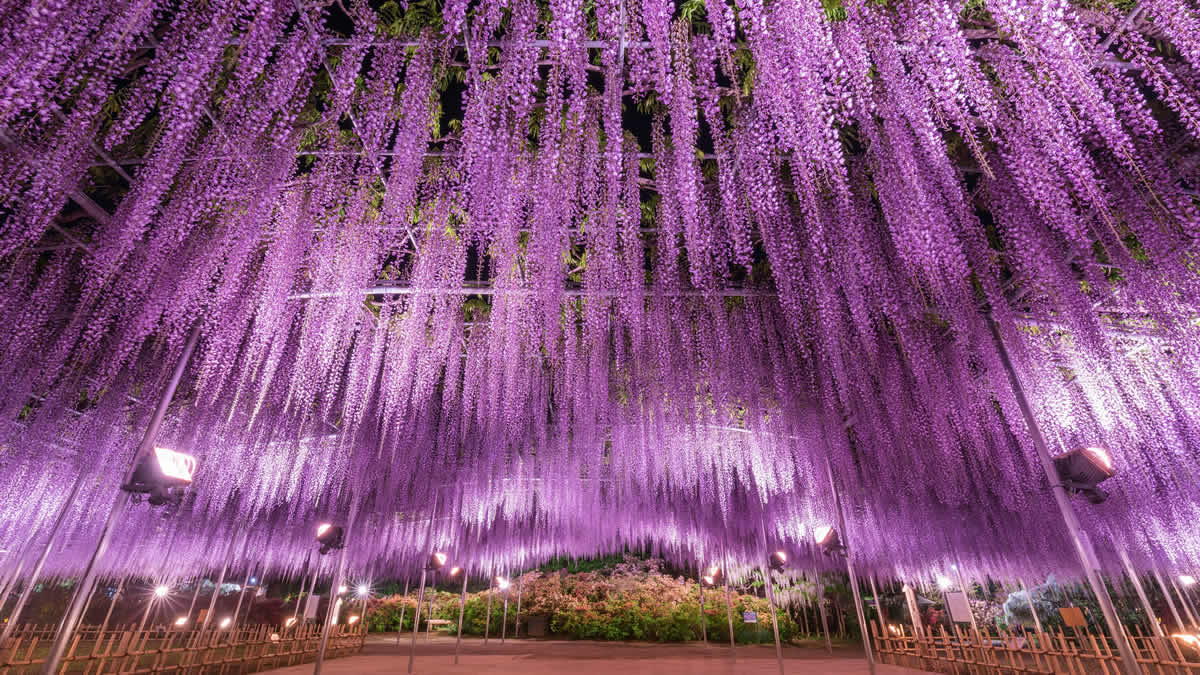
[408,496,439,674]
[0,473,86,644]
[987,315,1141,675]
[1017,579,1043,637]
[1117,549,1167,659]
[454,571,468,664]
[513,573,523,639]
[817,577,833,655]
[395,577,409,645]
[826,456,875,675]
[41,322,202,675]
[313,522,350,675]
[500,568,511,644]
[484,568,494,645]
[698,567,708,645]
[202,535,238,632]
[722,553,736,660]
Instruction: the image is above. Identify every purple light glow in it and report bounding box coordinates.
[0,0,1194,590]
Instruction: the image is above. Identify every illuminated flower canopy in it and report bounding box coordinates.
[0,0,1197,585]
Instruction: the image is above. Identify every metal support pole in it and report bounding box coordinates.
[817,577,833,655]
[41,322,202,675]
[186,578,203,622]
[869,576,886,638]
[202,536,237,631]
[722,553,735,659]
[425,570,436,642]
[1119,550,1164,637]
[454,572,468,664]
[135,591,156,635]
[0,556,26,619]
[395,577,409,644]
[0,473,85,644]
[903,582,923,638]
[1171,578,1199,628]
[484,570,494,645]
[514,573,523,639]
[986,315,1141,675]
[314,537,349,675]
[952,562,981,638]
[500,569,510,644]
[407,568,427,674]
[1153,567,1186,631]
[231,567,253,628]
[761,564,785,675]
[698,570,708,644]
[92,578,125,655]
[826,457,875,674]
[1018,579,1043,636]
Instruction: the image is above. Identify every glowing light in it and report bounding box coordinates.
[154,585,169,598]
[937,576,954,591]
[496,576,510,590]
[285,617,298,627]
[219,617,232,629]
[702,575,715,586]
[1082,447,1113,472]
[153,447,196,482]
[357,584,370,597]
[433,552,447,566]
[814,526,834,545]
[1172,634,1200,647]
[174,617,188,626]
[448,567,462,577]
[1181,575,1197,587]
[348,615,360,624]
[316,523,331,537]
[338,585,347,594]
[706,565,720,577]
[774,551,787,563]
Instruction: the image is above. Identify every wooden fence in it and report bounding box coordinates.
[0,622,365,674]
[872,623,1200,674]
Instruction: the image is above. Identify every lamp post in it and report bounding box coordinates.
[313,526,350,675]
[395,577,409,645]
[41,322,202,675]
[514,573,524,639]
[986,315,1141,675]
[0,473,86,645]
[722,553,736,660]
[697,565,708,645]
[500,571,511,644]
[484,568,494,645]
[454,569,468,664]
[825,456,875,675]
[1117,549,1168,658]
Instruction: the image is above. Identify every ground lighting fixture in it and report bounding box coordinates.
[315,522,345,555]
[428,552,448,570]
[1053,446,1116,504]
[121,446,197,506]
[813,525,846,557]
[769,551,788,572]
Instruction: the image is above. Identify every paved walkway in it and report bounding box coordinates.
[267,635,930,674]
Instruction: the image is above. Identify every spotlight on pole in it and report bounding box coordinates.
[1053,446,1115,504]
[315,523,345,555]
[1181,575,1197,587]
[814,525,846,557]
[428,552,448,570]
[154,585,169,598]
[121,447,197,506]
[937,575,954,591]
[769,551,788,572]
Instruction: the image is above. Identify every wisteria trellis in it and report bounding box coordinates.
[0,0,1198,588]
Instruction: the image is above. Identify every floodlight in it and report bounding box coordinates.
[448,567,462,577]
[174,617,188,626]
[427,552,448,570]
[348,615,360,625]
[814,525,846,556]
[121,447,197,506]
[495,576,510,591]
[1172,634,1200,648]
[249,577,258,585]
[357,584,370,597]
[154,585,169,598]
[285,617,298,627]
[1053,446,1115,504]
[769,551,787,571]
[1181,575,1197,587]
[706,565,720,578]
[219,617,232,629]
[702,575,716,587]
[337,585,348,594]
[937,575,954,591]
[315,523,345,554]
